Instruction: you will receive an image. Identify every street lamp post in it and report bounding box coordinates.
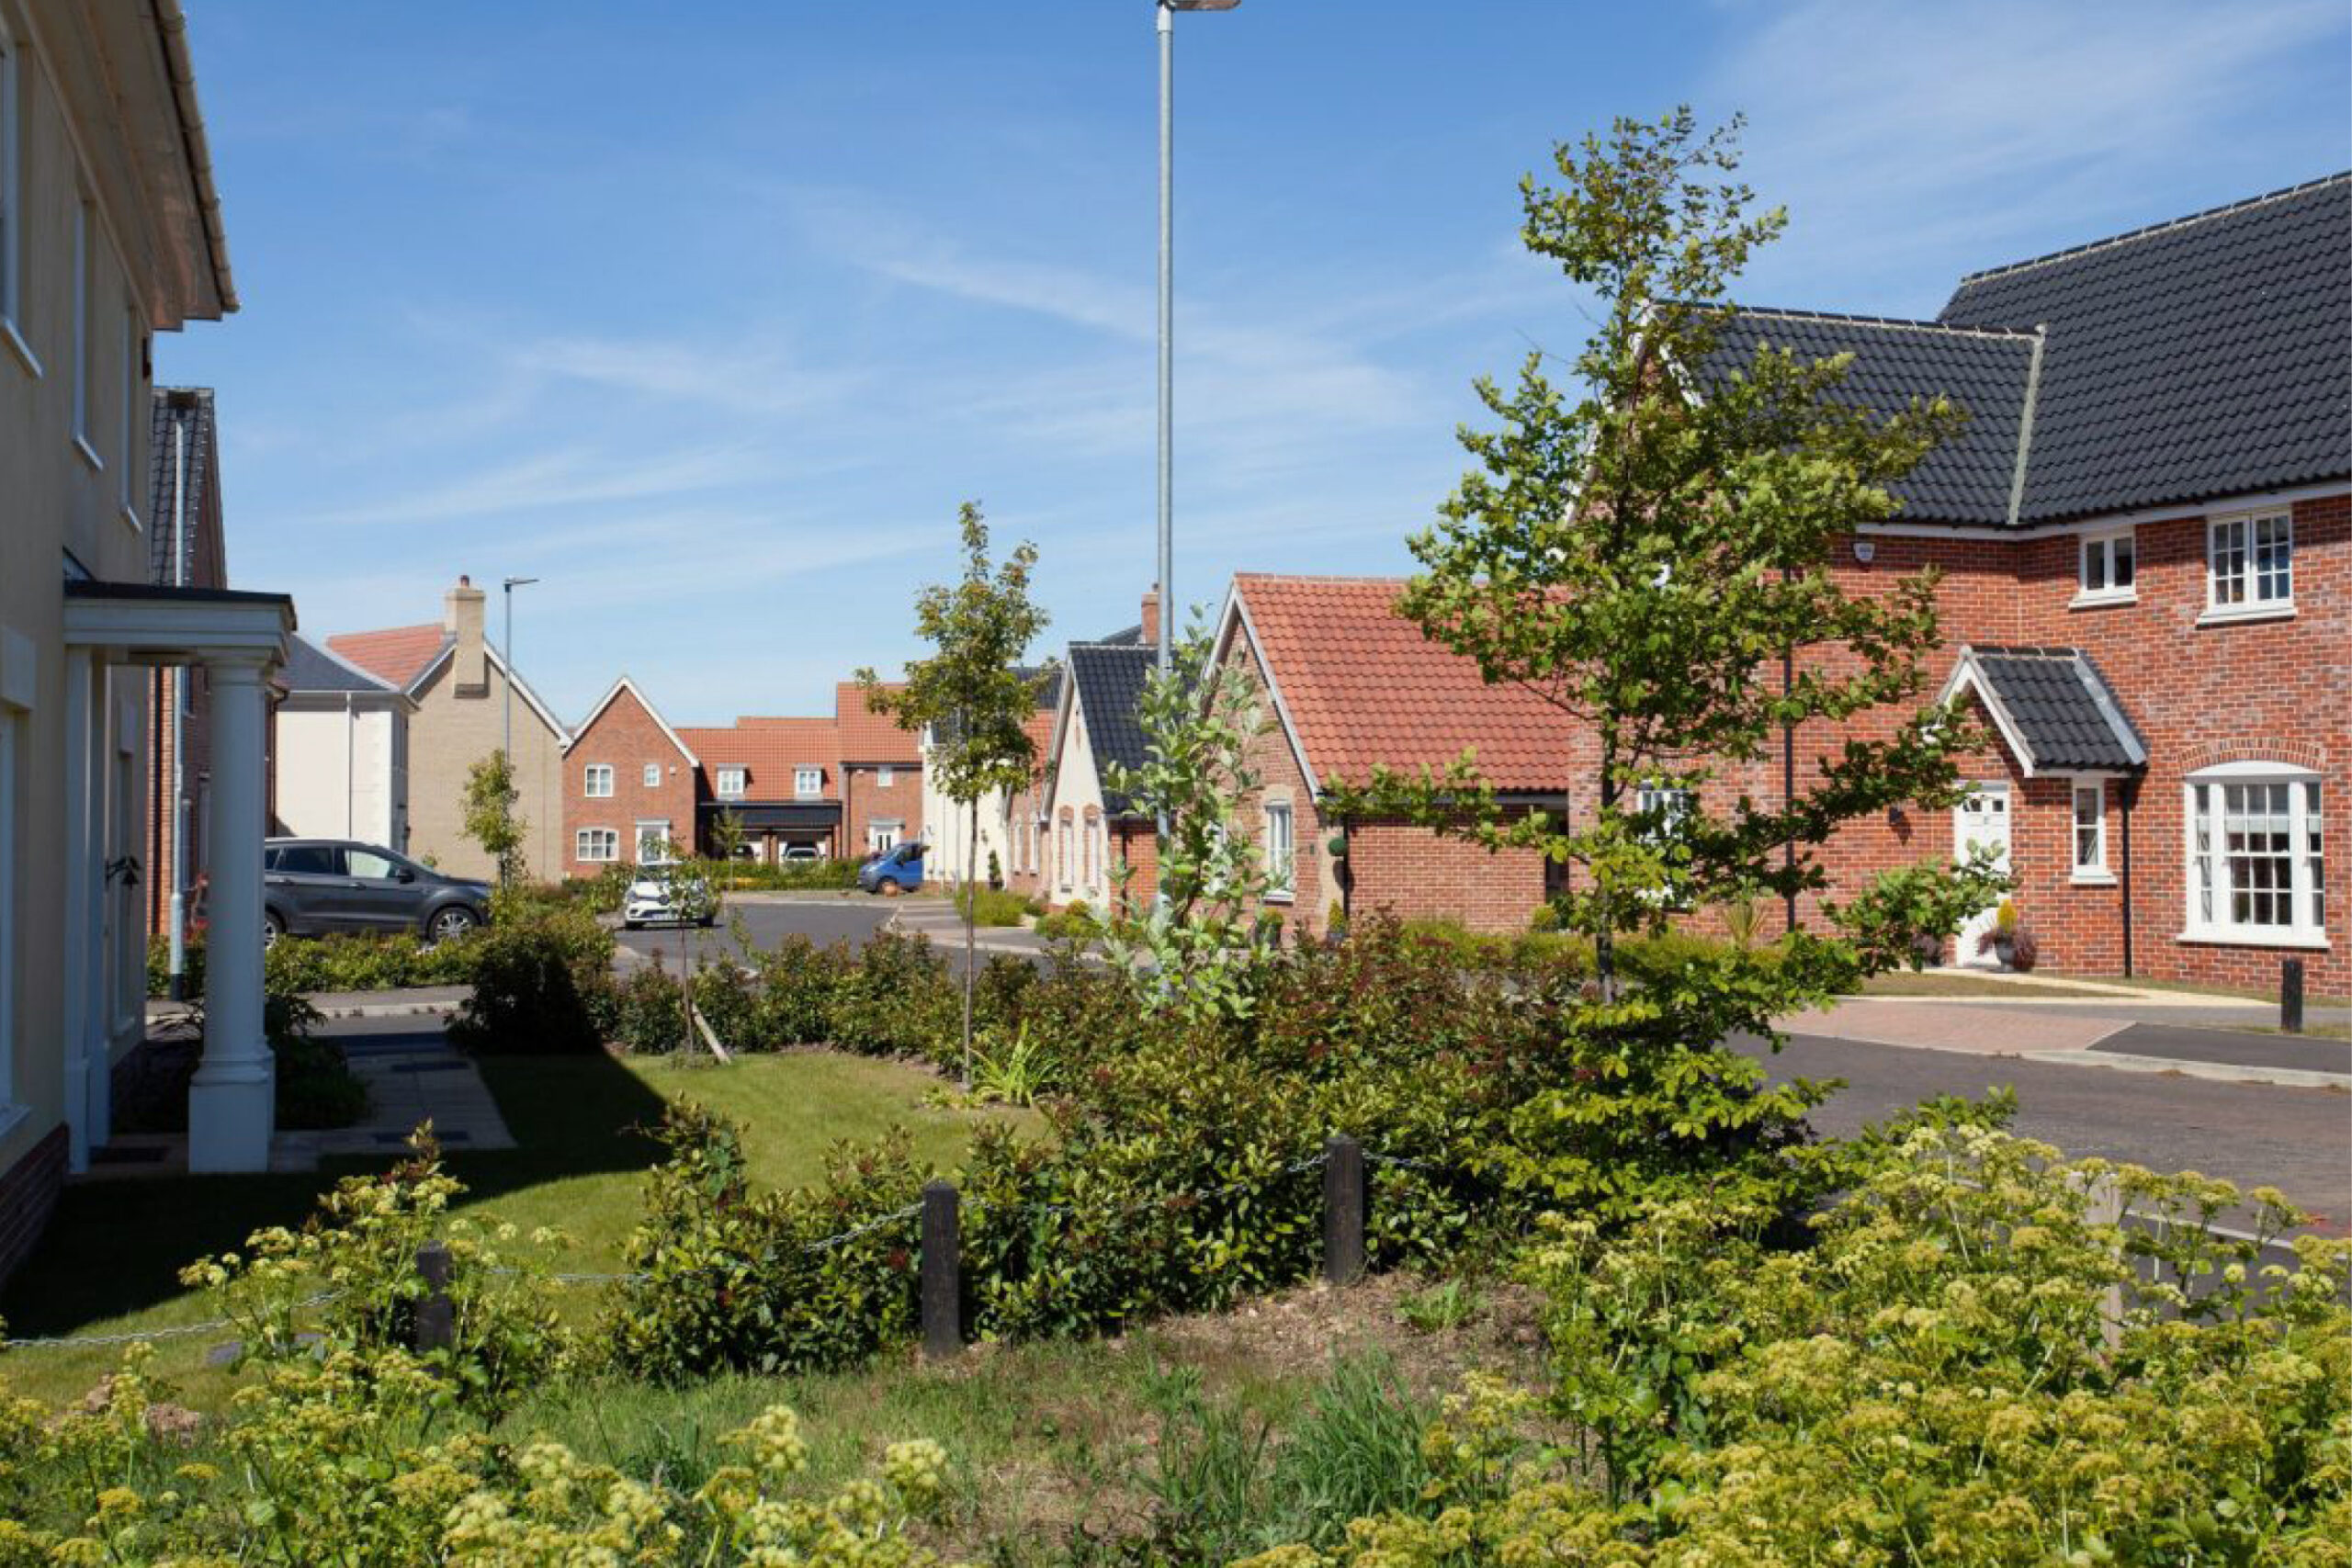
[1157,0,1239,682]
[500,576,538,885]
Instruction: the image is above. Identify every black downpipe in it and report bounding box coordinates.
[2120,777,2136,978]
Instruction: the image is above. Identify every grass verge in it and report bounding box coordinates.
[0,1049,1030,1407]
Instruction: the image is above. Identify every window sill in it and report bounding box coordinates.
[1265,890,1295,906]
[2176,929,2332,952]
[0,317,40,378]
[2069,591,2136,610]
[2196,603,2295,628]
[2070,872,2118,887]
[72,434,103,472]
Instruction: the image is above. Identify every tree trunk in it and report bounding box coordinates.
[963,795,978,1089]
[1595,729,1618,1003]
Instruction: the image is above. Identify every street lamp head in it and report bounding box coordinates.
[502,576,540,590]
[1164,0,1240,9]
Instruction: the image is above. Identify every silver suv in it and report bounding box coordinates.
[262,839,492,945]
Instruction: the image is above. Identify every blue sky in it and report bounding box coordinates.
[161,0,2351,727]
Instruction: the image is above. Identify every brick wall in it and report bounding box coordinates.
[0,1123,68,1292]
[842,762,922,858]
[562,686,697,874]
[1784,494,2346,990]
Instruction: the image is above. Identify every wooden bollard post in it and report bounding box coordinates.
[2075,1173,2125,1357]
[1324,1135,1365,1287]
[414,1240,455,1356]
[2282,958,2305,1034]
[920,1180,962,1359]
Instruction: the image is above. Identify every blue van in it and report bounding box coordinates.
[858,841,925,895]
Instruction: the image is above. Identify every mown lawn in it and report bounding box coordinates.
[0,1050,1028,1408]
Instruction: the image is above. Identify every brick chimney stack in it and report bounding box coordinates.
[444,574,489,698]
[1139,584,1159,648]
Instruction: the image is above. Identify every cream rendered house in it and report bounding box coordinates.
[1,0,290,1281]
[271,634,413,849]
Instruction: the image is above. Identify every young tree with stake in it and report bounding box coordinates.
[1327,110,2002,1218]
[858,503,1049,1088]
[460,750,528,886]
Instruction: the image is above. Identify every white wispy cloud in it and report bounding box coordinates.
[311,444,775,528]
[1709,0,2349,304]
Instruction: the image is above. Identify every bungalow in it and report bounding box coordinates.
[1204,574,1582,937]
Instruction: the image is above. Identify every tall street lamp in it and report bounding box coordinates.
[501,575,538,884]
[1158,0,1239,681]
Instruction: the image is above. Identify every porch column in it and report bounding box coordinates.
[189,654,274,1171]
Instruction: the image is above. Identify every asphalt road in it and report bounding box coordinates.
[1742,1031,2352,1234]
[613,894,896,967]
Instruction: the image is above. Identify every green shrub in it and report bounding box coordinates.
[1251,1129,2352,1567]
[611,961,689,1055]
[951,885,1031,927]
[1032,900,1102,942]
[826,928,956,1059]
[446,908,614,1055]
[747,935,854,1047]
[710,857,860,892]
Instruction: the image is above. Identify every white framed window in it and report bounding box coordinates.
[119,303,140,523]
[1635,784,1694,830]
[867,818,901,852]
[582,763,615,798]
[715,766,746,799]
[794,766,821,799]
[633,820,671,863]
[1083,810,1100,888]
[1264,800,1295,899]
[2075,529,2134,605]
[642,762,662,788]
[1057,817,1072,891]
[2184,763,2326,946]
[2071,780,2110,882]
[575,827,618,863]
[2204,512,2292,621]
[877,765,895,789]
[71,197,96,464]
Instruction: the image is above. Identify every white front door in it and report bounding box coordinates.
[1953,782,2012,964]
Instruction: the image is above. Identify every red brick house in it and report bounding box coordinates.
[561,676,700,873]
[1205,574,1583,937]
[561,679,924,874]
[1698,173,2347,989]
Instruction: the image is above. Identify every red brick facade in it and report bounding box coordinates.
[561,680,698,874]
[1785,493,2347,991]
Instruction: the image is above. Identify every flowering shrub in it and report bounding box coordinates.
[0,1341,949,1566]
[178,1132,571,1416]
[1237,1126,2352,1567]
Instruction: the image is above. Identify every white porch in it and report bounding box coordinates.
[63,581,292,1174]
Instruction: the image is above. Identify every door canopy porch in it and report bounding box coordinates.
[65,581,293,1173]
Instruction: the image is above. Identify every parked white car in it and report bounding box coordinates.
[621,863,716,929]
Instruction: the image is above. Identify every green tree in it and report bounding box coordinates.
[857,502,1049,1086]
[1328,109,2001,1216]
[1102,622,1281,1024]
[461,750,528,886]
[708,807,748,874]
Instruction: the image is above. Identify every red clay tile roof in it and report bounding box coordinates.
[833,682,921,764]
[680,718,841,801]
[1232,574,1581,794]
[326,624,449,690]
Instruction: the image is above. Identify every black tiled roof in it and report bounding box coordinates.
[1710,173,2351,526]
[281,634,398,695]
[1962,645,2145,773]
[1702,310,2039,525]
[1940,174,2350,522]
[1066,642,1156,818]
[147,388,215,585]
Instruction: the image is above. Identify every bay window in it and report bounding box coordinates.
[2185,764,2326,944]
